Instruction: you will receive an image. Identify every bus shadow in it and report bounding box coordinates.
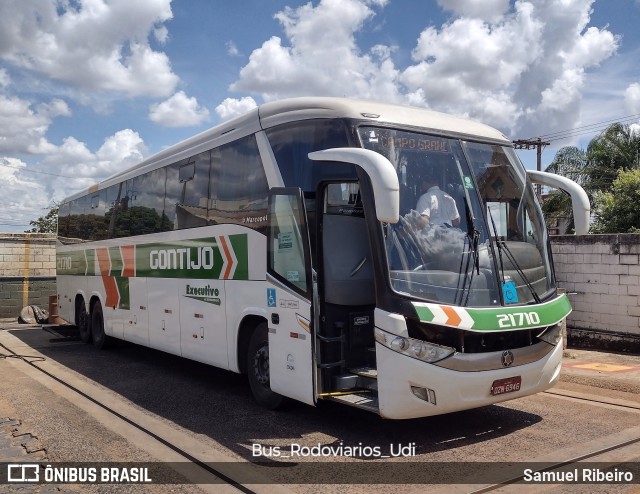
[9,326,543,463]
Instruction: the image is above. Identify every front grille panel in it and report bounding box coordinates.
[406,318,549,353]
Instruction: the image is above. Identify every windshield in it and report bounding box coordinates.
[359,127,554,307]
[461,142,555,304]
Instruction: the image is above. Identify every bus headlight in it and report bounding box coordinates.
[390,337,409,351]
[537,323,562,346]
[374,328,455,363]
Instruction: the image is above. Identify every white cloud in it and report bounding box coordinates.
[0,68,9,87]
[154,25,169,44]
[228,0,618,139]
[95,129,147,172]
[0,0,178,98]
[1,124,148,222]
[226,41,240,57]
[45,129,148,202]
[215,97,258,121]
[403,0,619,135]
[0,157,28,184]
[624,83,640,114]
[149,91,210,127]
[0,94,70,154]
[230,0,402,103]
[0,157,50,229]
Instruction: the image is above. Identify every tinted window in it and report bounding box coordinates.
[265,119,355,192]
[67,196,90,240]
[210,135,268,230]
[104,183,123,238]
[58,202,70,237]
[131,168,167,235]
[110,179,135,238]
[166,152,210,230]
[87,189,108,241]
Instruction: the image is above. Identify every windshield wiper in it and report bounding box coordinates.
[456,196,480,307]
[486,204,541,305]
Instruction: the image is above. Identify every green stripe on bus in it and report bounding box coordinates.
[413,293,572,331]
[57,250,87,276]
[109,246,123,277]
[58,234,250,281]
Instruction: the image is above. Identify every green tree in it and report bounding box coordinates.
[584,123,640,195]
[590,169,640,233]
[542,146,587,234]
[26,206,58,234]
[543,123,640,233]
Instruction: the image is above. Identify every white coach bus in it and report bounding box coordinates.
[56,97,587,419]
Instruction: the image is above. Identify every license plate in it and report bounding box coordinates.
[490,376,521,396]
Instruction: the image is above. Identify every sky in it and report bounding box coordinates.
[0,0,639,231]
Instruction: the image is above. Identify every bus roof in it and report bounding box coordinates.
[258,97,509,142]
[64,97,511,202]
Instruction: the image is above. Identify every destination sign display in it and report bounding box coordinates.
[366,129,450,153]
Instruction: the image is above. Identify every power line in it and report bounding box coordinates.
[0,222,31,227]
[0,162,75,178]
[520,113,640,144]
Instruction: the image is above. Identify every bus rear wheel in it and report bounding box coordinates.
[247,323,284,410]
[76,299,91,344]
[91,301,111,350]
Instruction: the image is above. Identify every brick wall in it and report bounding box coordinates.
[0,233,56,318]
[551,234,640,338]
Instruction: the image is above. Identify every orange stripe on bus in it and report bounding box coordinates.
[219,236,233,279]
[97,248,119,308]
[441,305,461,327]
[121,245,135,277]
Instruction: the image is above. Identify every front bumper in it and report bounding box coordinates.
[375,337,563,419]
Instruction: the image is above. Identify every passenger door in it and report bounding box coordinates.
[266,188,316,406]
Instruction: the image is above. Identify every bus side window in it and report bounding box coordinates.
[265,119,352,191]
[105,184,122,238]
[68,196,90,241]
[209,134,268,231]
[57,202,70,239]
[165,153,210,230]
[269,194,309,295]
[131,168,167,235]
[88,190,108,241]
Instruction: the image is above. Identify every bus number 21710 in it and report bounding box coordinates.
[497,312,541,328]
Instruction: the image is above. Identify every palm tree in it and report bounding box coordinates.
[583,123,640,196]
[541,123,640,233]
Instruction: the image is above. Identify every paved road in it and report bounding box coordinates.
[1,321,639,493]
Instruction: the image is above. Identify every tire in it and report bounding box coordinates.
[90,301,111,350]
[76,299,91,344]
[247,323,285,410]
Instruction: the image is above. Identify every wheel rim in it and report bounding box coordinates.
[253,344,270,386]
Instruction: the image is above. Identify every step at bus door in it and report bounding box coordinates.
[266,187,316,406]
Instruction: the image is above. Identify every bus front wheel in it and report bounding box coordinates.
[247,323,285,410]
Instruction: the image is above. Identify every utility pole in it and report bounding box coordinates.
[513,137,550,197]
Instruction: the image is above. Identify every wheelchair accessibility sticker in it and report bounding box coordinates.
[267,288,277,307]
[502,281,518,304]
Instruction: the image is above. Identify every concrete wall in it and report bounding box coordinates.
[551,234,640,343]
[0,233,56,318]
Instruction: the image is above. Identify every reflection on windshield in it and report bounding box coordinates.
[462,142,555,304]
[359,127,554,308]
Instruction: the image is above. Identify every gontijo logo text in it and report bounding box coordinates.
[149,246,216,271]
